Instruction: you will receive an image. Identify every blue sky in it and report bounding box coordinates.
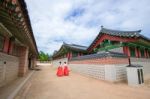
[25,0,150,54]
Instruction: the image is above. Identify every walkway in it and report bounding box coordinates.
[15,65,150,99]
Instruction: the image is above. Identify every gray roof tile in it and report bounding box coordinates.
[101,28,141,37]
[70,51,127,61]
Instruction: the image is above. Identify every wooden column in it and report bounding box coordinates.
[67,52,69,59]
[144,49,147,58]
[3,37,10,53]
[70,52,72,59]
[135,47,139,58]
[126,46,130,57]
[138,48,141,58]
[147,50,149,58]
[8,41,14,54]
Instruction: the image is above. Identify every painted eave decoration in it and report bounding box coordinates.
[87,27,150,52]
[0,0,38,56]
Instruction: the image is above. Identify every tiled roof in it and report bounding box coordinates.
[53,43,87,57]
[64,43,87,51]
[101,28,141,37]
[70,51,127,61]
[87,27,150,51]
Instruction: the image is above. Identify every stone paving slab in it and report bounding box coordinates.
[0,71,34,99]
[14,65,150,99]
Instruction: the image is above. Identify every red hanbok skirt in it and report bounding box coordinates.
[56,66,63,77]
[64,66,69,76]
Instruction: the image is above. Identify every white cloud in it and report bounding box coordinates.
[25,0,150,54]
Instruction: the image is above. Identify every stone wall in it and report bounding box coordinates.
[69,57,128,82]
[69,64,105,80]
[0,52,19,87]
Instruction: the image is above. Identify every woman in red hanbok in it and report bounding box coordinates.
[56,62,64,77]
[63,62,69,76]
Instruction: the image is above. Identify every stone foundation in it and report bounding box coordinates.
[0,52,19,87]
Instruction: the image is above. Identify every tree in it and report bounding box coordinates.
[38,51,50,61]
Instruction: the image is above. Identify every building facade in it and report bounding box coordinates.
[53,42,87,60]
[52,27,150,82]
[0,0,38,87]
[88,27,150,58]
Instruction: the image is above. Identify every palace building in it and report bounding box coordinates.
[88,27,150,58]
[53,42,87,60]
[52,26,150,82]
[0,0,38,87]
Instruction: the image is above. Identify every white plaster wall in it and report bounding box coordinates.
[126,67,144,86]
[131,58,150,80]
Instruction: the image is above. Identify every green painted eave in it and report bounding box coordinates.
[0,7,37,55]
[94,43,123,52]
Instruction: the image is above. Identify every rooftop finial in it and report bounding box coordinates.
[101,25,104,28]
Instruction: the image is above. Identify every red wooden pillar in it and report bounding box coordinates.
[126,46,130,57]
[135,47,139,58]
[3,37,10,53]
[8,41,14,54]
[147,50,149,58]
[138,48,141,58]
[70,52,72,59]
[144,49,147,58]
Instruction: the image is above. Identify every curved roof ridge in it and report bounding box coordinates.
[87,27,143,51]
[101,27,141,33]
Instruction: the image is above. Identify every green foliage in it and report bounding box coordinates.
[38,51,51,61]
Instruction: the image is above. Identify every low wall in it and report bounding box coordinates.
[69,64,105,80]
[131,58,150,80]
[0,52,19,87]
[69,57,128,82]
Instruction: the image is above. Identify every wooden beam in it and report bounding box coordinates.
[88,34,138,52]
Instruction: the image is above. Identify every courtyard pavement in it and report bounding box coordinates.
[15,65,150,99]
